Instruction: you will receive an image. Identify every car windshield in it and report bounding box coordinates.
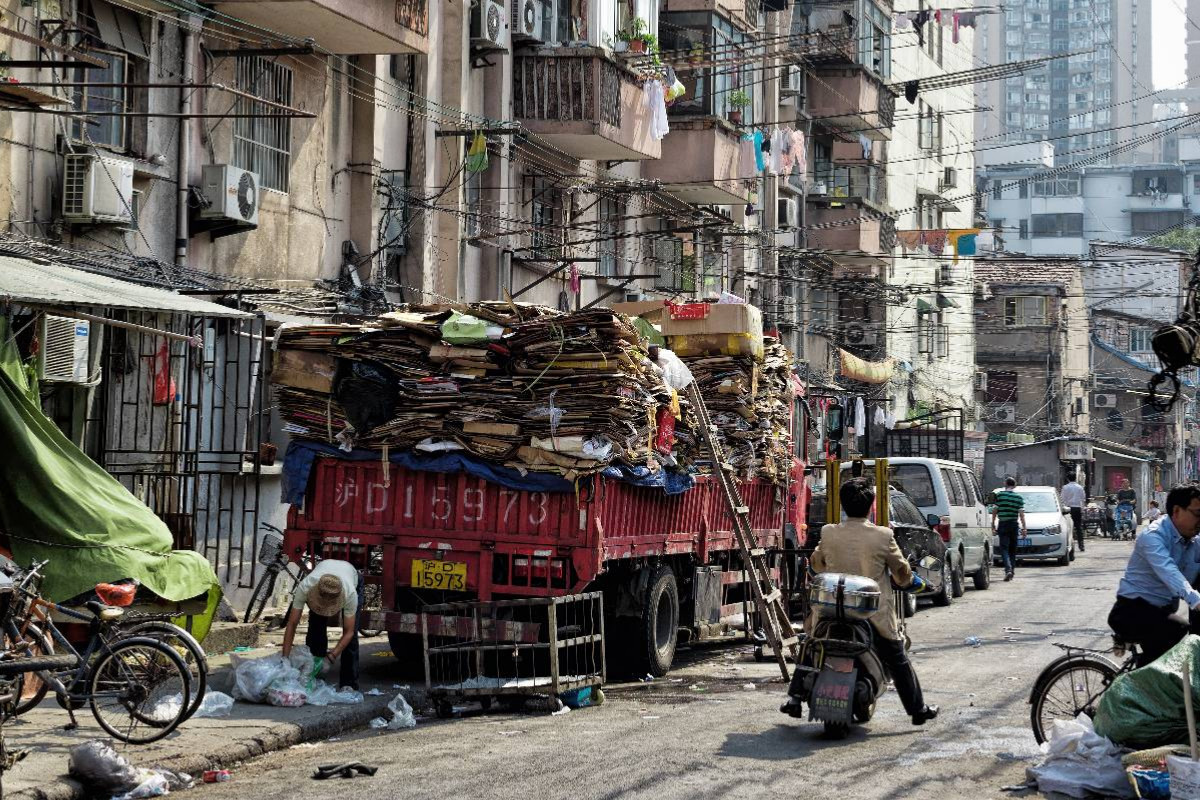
[1017,491,1060,513]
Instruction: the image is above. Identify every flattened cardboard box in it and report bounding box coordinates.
[611,301,764,358]
[272,349,338,393]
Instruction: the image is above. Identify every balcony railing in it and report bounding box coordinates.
[812,164,888,207]
[512,50,660,160]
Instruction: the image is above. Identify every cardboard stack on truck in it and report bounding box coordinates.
[273,300,808,676]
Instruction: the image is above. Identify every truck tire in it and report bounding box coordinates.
[635,565,679,677]
[387,632,426,678]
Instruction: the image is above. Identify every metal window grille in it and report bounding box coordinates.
[233,56,293,192]
[598,197,622,277]
[378,169,408,256]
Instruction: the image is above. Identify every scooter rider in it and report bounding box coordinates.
[781,478,939,726]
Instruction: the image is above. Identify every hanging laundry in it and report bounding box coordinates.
[770,128,785,174]
[951,11,960,44]
[873,406,886,427]
[957,11,978,28]
[643,80,670,140]
[569,262,581,295]
[912,9,931,47]
[664,65,686,106]
[780,126,794,175]
[858,134,872,160]
[948,229,981,263]
[896,230,923,254]
[895,12,912,29]
[933,9,941,23]
[465,131,489,173]
[905,80,919,105]
[739,135,757,176]
[921,229,948,254]
[752,129,765,172]
[884,411,896,430]
[975,228,996,252]
[854,396,866,444]
[791,129,807,177]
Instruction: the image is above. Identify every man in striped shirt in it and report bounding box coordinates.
[992,477,1027,581]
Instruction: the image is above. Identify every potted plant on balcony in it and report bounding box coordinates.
[727,90,751,124]
[619,17,654,53]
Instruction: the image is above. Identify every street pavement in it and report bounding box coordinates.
[191,539,1135,800]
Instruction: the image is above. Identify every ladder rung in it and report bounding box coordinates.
[762,588,782,604]
[735,506,750,514]
[779,635,799,649]
[747,548,766,557]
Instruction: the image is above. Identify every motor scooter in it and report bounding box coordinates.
[781,563,932,738]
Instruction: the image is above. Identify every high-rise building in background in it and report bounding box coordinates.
[975,0,1153,165]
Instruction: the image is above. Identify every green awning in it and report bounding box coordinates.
[916,298,935,313]
[937,292,960,309]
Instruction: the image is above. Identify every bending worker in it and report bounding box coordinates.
[281,559,363,690]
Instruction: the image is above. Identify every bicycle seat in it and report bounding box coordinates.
[85,601,123,622]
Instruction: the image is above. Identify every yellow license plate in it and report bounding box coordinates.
[411,559,467,591]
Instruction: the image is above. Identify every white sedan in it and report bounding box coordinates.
[992,486,1075,567]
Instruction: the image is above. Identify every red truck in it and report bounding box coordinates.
[284,413,809,676]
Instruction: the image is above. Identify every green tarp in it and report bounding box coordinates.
[0,317,218,609]
[1094,634,1200,749]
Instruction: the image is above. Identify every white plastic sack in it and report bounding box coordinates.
[1169,755,1200,800]
[193,691,234,718]
[232,654,300,703]
[306,682,364,706]
[267,678,308,708]
[387,693,416,729]
[654,349,694,391]
[147,694,183,724]
[112,772,170,800]
[1026,714,1134,799]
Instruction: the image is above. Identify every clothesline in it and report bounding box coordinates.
[895,8,983,46]
[738,126,809,181]
[895,229,997,263]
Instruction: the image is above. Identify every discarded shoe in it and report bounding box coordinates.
[912,705,939,726]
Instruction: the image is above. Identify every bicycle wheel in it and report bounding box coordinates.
[243,568,279,624]
[1030,655,1119,744]
[120,621,208,722]
[5,624,53,717]
[89,636,191,744]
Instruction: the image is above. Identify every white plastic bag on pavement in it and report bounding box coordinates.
[147,693,183,724]
[387,693,416,729]
[306,682,364,706]
[193,691,235,718]
[112,771,170,800]
[1026,713,1134,799]
[233,652,303,703]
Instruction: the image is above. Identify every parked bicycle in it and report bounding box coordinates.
[1029,636,1140,744]
[244,523,317,626]
[2,560,193,743]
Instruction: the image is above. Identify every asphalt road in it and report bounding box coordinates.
[200,541,1131,800]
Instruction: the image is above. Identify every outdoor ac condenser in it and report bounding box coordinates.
[62,153,135,224]
[39,315,90,383]
[200,164,260,227]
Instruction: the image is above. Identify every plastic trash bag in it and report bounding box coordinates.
[334,360,398,434]
[1025,714,1134,799]
[1170,754,1200,800]
[368,717,389,729]
[68,740,140,794]
[193,691,235,718]
[306,682,364,706]
[387,693,416,729]
[147,693,183,724]
[267,678,308,708]
[441,312,493,345]
[1095,634,1200,749]
[654,349,694,391]
[112,772,170,800]
[232,654,301,703]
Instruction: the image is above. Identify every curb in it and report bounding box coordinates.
[15,697,393,800]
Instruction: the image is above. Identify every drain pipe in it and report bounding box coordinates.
[175,16,198,267]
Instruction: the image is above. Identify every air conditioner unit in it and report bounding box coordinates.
[842,322,878,348]
[778,197,799,229]
[200,164,260,227]
[811,182,828,196]
[973,371,988,392]
[1094,393,1118,408]
[39,315,90,383]
[471,0,509,50]
[62,153,134,224]
[993,404,1017,423]
[780,64,802,97]
[939,166,958,192]
[511,0,543,42]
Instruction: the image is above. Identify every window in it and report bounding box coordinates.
[918,101,940,154]
[941,468,965,506]
[935,321,949,358]
[70,50,128,150]
[1005,295,1048,327]
[1018,219,1028,240]
[993,181,1003,200]
[527,175,563,256]
[889,464,937,507]
[858,0,891,78]
[1031,172,1081,197]
[1031,213,1083,237]
[1019,180,1029,198]
[1131,210,1186,236]
[378,170,408,256]
[961,470,982,504]
[917,311,933,354]
[233,56,294,192]
[1130,327,1154,353]
[986,370,1018,403]
[598,197,623,277]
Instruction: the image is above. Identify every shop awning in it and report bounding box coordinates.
[936,292,960,309]
[916,298,935,313]
[0,256,250,318]
[1092,446,1154,463]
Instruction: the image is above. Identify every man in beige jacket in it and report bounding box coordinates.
[783,478,939,726]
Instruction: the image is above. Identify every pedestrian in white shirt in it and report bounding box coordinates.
[1061,477,1087,553]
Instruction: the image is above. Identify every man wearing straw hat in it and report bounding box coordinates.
[281,559,363,690]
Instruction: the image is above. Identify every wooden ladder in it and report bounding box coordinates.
[686,382,798,680]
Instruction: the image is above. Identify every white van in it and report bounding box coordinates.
[840,458,993,595]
